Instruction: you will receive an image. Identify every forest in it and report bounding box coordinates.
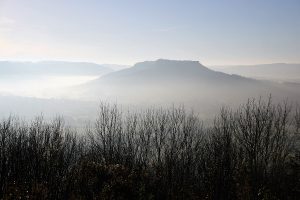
[0,98,299,200]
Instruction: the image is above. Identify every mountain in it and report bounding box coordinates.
[96,59,251,84]
[0,61,113,76]
[214,63,300,82]
[78,59,300,112]
[1,59,299,120]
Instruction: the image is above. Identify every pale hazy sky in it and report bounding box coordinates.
[0,0,299,65]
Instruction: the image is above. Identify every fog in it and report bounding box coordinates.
[0,74,99,98]
[213,63,300,83]
[1,59,299,127]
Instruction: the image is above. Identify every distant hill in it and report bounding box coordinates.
[214,63,300,82]
[0,61,113,76]
[78,59,300,111]
[101,64,130,71]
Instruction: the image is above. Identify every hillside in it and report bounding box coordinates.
[95,59,251,85]
[78,59,300,110]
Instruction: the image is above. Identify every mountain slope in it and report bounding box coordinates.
[90,59,255,85]
[78,59,299,109]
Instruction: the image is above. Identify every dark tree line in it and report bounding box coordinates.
[0,98,299,199]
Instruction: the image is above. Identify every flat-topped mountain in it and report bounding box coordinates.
[90,59,253,85]
[77,59,299,108]
[1,59,299,118]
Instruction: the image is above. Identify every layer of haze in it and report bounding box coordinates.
[1,0,300,65]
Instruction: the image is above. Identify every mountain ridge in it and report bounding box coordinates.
[76,59,289,106]
[0,61,113,76]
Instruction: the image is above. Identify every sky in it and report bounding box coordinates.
[0,0,299,66]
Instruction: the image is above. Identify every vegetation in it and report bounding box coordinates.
[0,98,299,199]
